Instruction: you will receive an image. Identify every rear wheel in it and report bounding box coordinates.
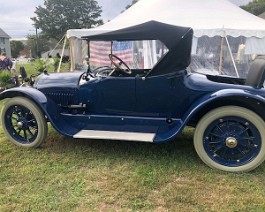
[1,97,48,148]
[194,106,265,172]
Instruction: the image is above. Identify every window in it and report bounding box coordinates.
[0,38,5,44]
[89,40,168,70]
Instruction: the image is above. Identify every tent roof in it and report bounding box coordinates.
[67,0,265,39]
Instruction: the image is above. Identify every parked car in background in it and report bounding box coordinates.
[1,21,265,172]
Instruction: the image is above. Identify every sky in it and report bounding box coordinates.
[1,0,251,40]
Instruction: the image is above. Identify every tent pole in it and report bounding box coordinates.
[110,41,113,67]
[49,35,65,56]
[224,33,239,77]
[57,35,67,72]
[152,40,157,64]
[69,38,75,72]
[218,36,224,75]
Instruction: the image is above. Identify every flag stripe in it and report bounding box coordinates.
[90,41,133,67]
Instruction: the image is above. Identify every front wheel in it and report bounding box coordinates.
[194,106,265,172]
[1,97,48,148]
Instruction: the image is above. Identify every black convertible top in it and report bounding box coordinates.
[82,21,192,50]
[82,21,193,76]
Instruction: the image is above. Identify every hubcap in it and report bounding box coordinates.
[17,121,24,129]
[226,137,238,148]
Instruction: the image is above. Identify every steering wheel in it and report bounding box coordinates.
[94,66,113,76]
[109,54,132,75]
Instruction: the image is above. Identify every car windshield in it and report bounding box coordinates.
[85,40,168,72]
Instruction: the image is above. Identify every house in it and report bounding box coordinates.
[0,28,11,58]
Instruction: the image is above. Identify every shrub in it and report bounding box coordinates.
[34,59,47,73]
[53,57,60,72]
[0,70,14,90]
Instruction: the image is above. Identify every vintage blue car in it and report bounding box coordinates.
[1,21,265,172]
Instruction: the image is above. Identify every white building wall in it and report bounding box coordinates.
[0,37,11,58]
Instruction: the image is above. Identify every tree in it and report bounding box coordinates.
[26,34,50,58]
[31,0,103,40]
[124,0,138,10]
[241,0,265,16]
[10,41,24,58]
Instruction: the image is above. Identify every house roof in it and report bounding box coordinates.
[0,28,11,39]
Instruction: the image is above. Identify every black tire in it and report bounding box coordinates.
[1,97,48,148]
[194,106,265,172]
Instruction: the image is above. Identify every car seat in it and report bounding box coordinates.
[245,56,265,88]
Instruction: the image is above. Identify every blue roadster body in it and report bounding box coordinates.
[1,21,265,172]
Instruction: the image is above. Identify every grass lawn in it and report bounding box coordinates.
[18,60,70,76]
[1,64,265,211]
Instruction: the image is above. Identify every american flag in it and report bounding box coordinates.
[89,41,133,67]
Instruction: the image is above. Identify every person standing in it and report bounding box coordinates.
[0,52,13,72]
[11,58,20,86]
[0,52,20,86]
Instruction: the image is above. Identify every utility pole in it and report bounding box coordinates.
[35,26,40,58]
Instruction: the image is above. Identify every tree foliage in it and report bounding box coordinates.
[0,70,14,89]
[10,41,24,58]
[26,34,50,58]
[241,0,265,16]
[125,0,139,10]
[31,0,103,40]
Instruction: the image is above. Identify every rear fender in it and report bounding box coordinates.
[141,89,265,143]
[183,89,265,125]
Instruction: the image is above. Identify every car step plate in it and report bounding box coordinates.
[73,130,155,142]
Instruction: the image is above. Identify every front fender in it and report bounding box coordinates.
[0,86,59,122]
[183,88,265,125]
[0,86,47,106]
[0,86,71,136]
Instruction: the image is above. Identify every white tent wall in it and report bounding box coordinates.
[67,0,265,77]
[191,35,253,77]
[246,37,265,54]
[69,38,88,71]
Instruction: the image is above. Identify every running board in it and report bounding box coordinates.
[73,130,155,142]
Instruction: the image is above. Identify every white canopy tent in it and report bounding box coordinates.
[66,0,265,76]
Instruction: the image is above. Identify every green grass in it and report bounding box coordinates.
[1,80,265,211]
[18,60,70,76]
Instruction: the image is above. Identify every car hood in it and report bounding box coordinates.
[34,72,84,90]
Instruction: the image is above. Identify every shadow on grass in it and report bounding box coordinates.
[40,127,204,172]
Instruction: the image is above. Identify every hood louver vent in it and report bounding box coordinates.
[43,89,78,107]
